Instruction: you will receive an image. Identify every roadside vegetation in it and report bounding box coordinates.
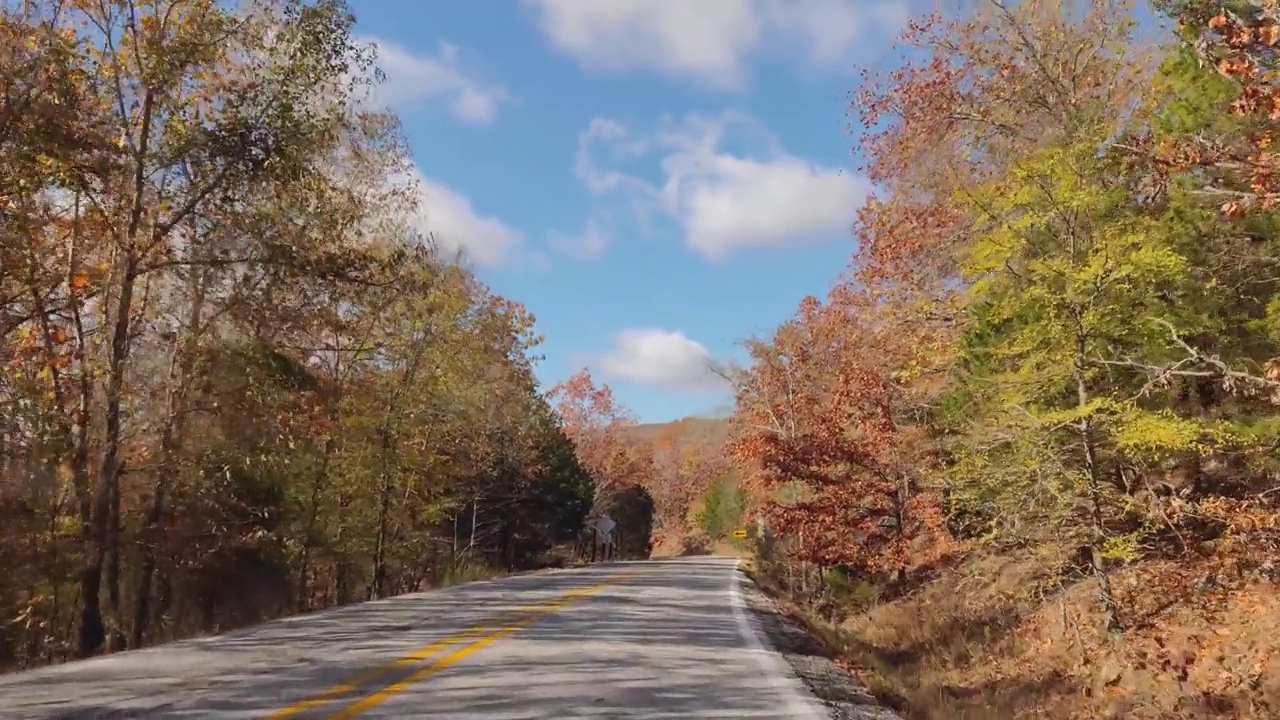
[0,0,686,673]
[720,1,1280,718]
[7,2,1278,718]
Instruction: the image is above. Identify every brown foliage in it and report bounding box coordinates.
[1169,1,1280,213]
[734,1,1279,717]
[728,287,955,576]
[0,0,596,672]
[548,369,650,509]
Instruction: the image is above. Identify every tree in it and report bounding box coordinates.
[0,0,605,671]
[731,0,1280,634]
[727,287,952,583]
[645,425,729,544]
[548,370,654,556]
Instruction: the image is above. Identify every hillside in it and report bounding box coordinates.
[623,416,731,449]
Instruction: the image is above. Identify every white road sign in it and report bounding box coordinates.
[594,514,616,534]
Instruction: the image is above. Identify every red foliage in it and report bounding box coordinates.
[646,428,730,542]
[728,287,953,575]
[547,369,650,510]
[1166,3,1280,213]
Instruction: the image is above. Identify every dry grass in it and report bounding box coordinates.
[759,550,1280,720]
[650,532,746,559]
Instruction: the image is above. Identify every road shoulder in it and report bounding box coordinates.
[734,566,905,720]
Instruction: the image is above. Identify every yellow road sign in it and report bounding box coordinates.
[731,528,747,539]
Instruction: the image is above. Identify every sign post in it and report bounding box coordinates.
[590,514,617,562]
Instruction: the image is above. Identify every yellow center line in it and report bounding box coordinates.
[259,572,631,719]
[260,627,493,719]
[320,572,631,720]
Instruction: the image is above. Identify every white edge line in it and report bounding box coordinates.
[730,558,829,720]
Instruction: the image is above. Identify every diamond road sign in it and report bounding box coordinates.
[593,514,616,535]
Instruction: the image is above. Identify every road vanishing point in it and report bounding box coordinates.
[0,557,829,719]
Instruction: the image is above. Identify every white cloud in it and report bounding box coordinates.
[361,37,512,124]
[549,215,609,260]
[761,0,909,67]
[674,154,864,258]
[574,118,652,196]
[526,0,760,90]
[403,167,523,267]
[599,329,726,392]
[574,112,868,259]
[523,0,906,89]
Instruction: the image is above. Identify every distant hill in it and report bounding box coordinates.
[623,416,731,449]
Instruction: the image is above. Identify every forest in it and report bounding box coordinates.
[0,0,730,672]
[6,0,1280,717]
[721,0,1280,718]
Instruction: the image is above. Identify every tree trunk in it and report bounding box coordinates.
[368,338,428,599]
[298,436,335,613]
[80,78,157,657]
[106,467,124,652]
[78,251,138,657]
[469,495,479,552]
[1075,327,1121,633]
[68,191,93,532]
[23,216,98,655]
[334,492,352,605]
[370,427,394,600]
[132,267,208,647]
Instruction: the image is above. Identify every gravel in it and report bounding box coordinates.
[738,574,906,720]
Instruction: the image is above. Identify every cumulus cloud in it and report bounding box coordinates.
[523,0,907,89]
[599,329,727,392]
[670,152,866,259]
[573,112,867,259]
[549,215,609,260]
[403,167,523,267]
[761,0,909,67]
[360,37,512,124]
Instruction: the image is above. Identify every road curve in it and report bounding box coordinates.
[0,556,829,719]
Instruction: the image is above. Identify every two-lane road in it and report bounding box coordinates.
[0,557,829,719]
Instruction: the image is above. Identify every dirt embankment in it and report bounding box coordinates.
[738,567,904,720]
[750,551,1279,720]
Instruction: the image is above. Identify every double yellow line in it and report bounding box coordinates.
[261,571,631,720]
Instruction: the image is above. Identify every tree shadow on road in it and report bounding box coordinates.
[2,558,796,720]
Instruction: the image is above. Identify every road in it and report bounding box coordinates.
[0,556,829,719]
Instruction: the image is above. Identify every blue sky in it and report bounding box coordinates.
[343,0,917,423]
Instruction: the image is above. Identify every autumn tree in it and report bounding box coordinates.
[548,369,654,557]
[727,285,953,590]
[727,0,1280,637]
[703,2,1280,714]
[645,423,731,546]
[0,0,599,671]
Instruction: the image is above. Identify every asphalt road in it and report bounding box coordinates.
[0,556,829,719]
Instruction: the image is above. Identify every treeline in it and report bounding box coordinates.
[0,0,602,672]
[728,0,1279,664]
[547,370,738,557]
